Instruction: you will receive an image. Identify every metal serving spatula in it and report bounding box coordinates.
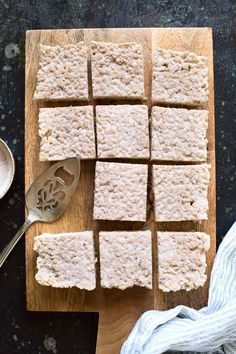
[0,157,80,269]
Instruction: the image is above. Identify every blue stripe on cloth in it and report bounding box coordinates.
[121,222,236,354]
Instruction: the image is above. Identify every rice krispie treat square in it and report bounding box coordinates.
[152,48,208,105]
[151,106,208,161]
[34,43,88,100]
[91,41,144,99]
[96,105,149,159]
[94,161,148,221]
[158,231,210,292]
[152,164,210,221]
[38,106,96,161]
[34,232,96,290]
[99,231,152,289]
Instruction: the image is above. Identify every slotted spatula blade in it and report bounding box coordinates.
[0,157,80,269]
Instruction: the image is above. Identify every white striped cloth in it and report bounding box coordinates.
[121,222,236,354]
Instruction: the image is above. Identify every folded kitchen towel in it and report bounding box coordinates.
[121,222,236,354]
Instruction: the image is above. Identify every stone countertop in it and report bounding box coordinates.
[0,1,235,353]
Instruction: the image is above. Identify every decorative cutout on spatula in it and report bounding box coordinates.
[36,179,66,211]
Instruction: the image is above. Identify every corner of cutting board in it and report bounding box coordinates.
[26,29,36,38]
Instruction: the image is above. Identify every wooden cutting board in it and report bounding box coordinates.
[25,28,216,354]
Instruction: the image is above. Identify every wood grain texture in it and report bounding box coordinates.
[25,28,215,354]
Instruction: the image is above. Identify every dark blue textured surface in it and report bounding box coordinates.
[0,1,235,353]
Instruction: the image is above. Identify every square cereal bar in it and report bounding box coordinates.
[38,106,96,161]
[151,106,208,161]
[152,48,208,105]
[94,161,148,221]
[152,164,210,221]
[96,105,149,159]
[99,231,152,289]
[91,41,144,99]
[158,231,210,292]
[33,232,96,290]
[34,43,88,100]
